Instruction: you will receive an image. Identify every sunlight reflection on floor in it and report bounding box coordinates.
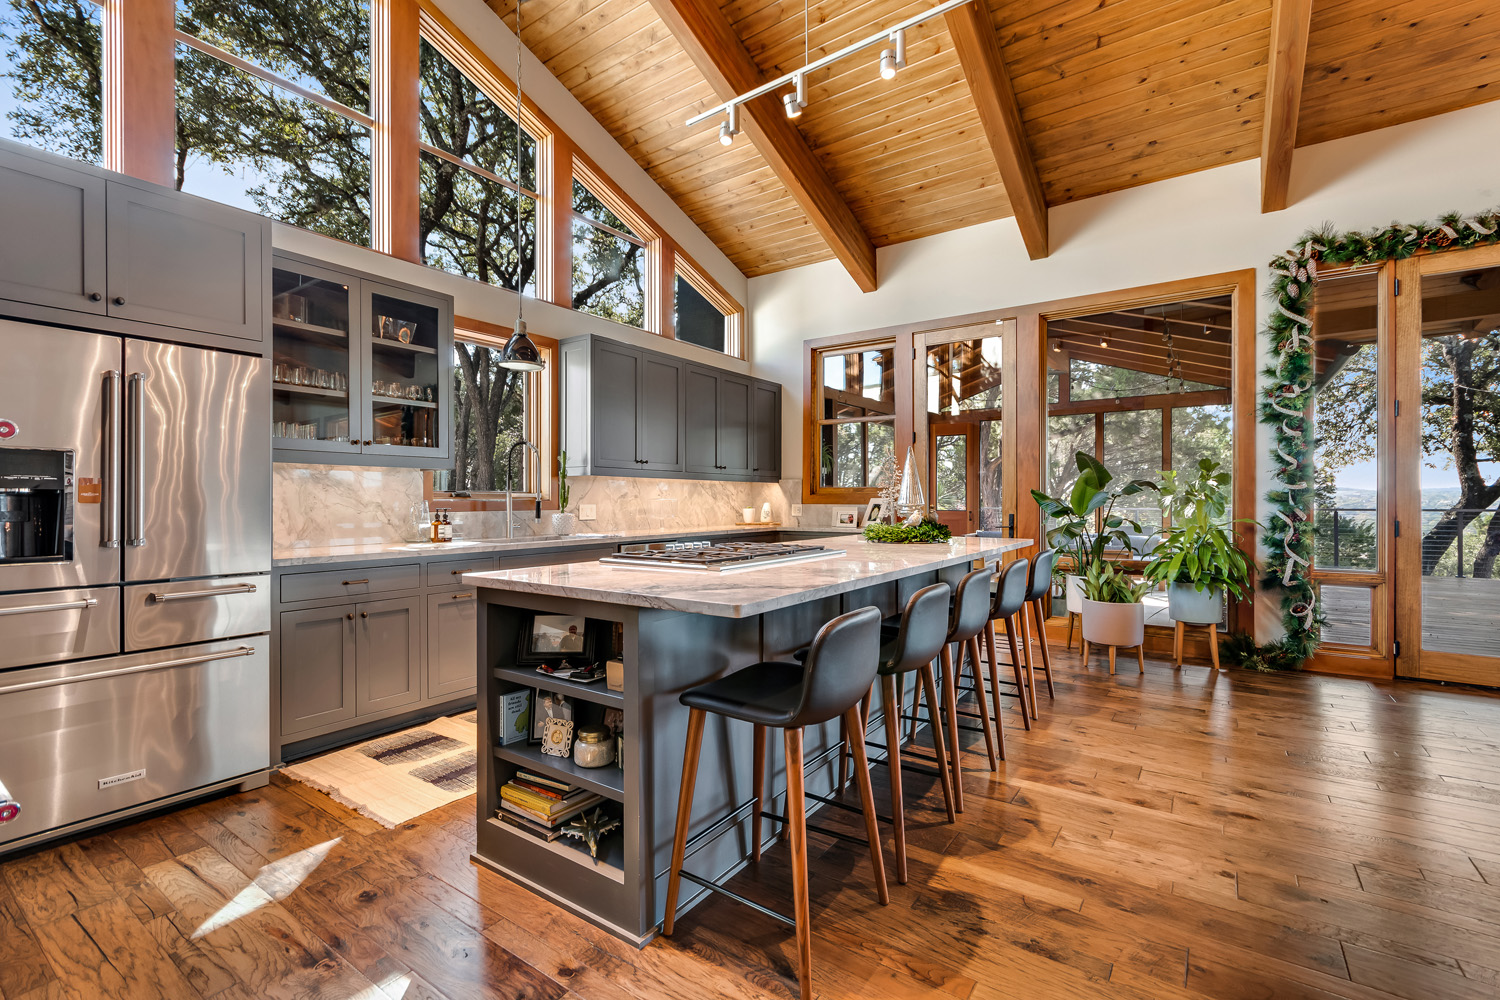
[191,837,341,940]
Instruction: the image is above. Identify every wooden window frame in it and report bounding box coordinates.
[803,335,906,504]
[673,249,744,360]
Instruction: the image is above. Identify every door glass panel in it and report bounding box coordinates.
[816,345,895,488]
[1318,583,1373,648]
[369,292,441,449]
[935,435,967,511]
[1102,410,1163,533]
[272,267,353,444]
[1418,265,1500,658]
[1312,270,1381,572]
[924,325,1006,529]
[1045,413,1093,514]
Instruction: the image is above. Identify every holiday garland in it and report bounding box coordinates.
[1260,208,1500,665]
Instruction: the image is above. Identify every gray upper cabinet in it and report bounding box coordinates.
[0,146,106,315]
[0,138,268,349]
[105,182,266,342]
[563,334,777,483]
[752,382,781,481]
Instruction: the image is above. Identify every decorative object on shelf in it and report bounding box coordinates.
[518,614,594,666]
[572,725,615,768]
[1258,208,1500,668]
[540,716,574,758]
[552,452,576,535]
[862,499,886,525]
[893,445,927,521]
[741,506,755,523]
[499,689,532,746]
[531,691,573,743]
[560,806,621,860]
[832,505,860,526]
[397,321,414,344]
[759,501,772,523]
[1141,459,1257,628]
[605,659,624,692]
[862,518,952,544]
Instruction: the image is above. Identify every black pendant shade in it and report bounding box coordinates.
[499,321,545,371]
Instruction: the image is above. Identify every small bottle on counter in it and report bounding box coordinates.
[439,509,454,542]
[430,507,442,543]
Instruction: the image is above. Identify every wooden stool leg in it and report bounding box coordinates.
[1004,620,1032,725]
[1031,603,1055,700]
[879,675,907,883]
[751,723,766,862]
[939,643,965,813]
[973,635,1005,762]
[847,704,890,904]
[1108,645,1116,675]
[1174,620,1184,666]
[1017,610,1040,719]
[965,637,999,769]
[783,727,813,999]
[1209,626,1220,669]
[663,708,706,936]
[987,620,1026,732]
[1138,644,1145,673]
[919,662,956,822]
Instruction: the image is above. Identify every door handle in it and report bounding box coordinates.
[102,370,121,548]
[126,372,146,547]
[0,597,99,618]
[148,583,258,602]
[0,646,256,696]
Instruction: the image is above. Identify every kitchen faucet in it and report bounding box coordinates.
[504,439,540,539]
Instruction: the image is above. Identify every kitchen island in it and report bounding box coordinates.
[463,534,1030,944]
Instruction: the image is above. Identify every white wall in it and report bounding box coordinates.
[274,0,751,372]
[751,99,1500,487]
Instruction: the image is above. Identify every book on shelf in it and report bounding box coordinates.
[510,777,595,802]
[500,781,597,815]
[497,811,566,843]
[499,794,603,827]
[515,770,574,793]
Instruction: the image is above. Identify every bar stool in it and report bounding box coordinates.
[1018,549,1058,707]
[981,558,1036,729]
[858,582,956,883]
[910,563,1000,814]
[663,606,889,1000]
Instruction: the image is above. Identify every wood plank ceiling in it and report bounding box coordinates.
[489,0,1500,286]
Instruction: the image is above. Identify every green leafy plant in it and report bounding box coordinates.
[863,518,952,544]
[557,452,569,511]
[1083,558,1151,604]
[1141,459,1255,599]
[1030,451,1157,579]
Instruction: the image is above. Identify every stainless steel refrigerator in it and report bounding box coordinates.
[0,318,272,852]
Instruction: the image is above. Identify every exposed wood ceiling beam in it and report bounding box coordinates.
[648,0,879,292]
[944,2,1048,260]
[1260,0,1314,213]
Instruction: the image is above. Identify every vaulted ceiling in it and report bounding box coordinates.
[488,0,1500,288]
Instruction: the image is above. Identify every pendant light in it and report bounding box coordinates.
[500,0,545,373]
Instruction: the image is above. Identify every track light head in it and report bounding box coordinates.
[718,121,734,145]
[879,48,897,80]
[1051,342,1062,353]
[718,104,739,145]
[1099,337,1109,348]
[783,92,802,118]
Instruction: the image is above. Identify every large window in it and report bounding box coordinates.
[0,0,103,163]
[175,0,372,242]
[813,343,896,495]
[572,177,644,327]
[419,38,537,295]
[437,330,549,496]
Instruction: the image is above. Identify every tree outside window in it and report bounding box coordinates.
[572,178,644,328]
[444,334,536,495]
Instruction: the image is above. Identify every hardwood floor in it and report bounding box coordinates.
[6,649,1500,999]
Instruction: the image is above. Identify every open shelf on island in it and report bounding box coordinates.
[273,319,349,340]
[372,338,438,356]
[494,743,624,801]
[486,816,625,883]
[494,665,624,708]
[273,383,348,400]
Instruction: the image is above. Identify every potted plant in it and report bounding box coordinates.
[1030,451,1157,616]
[551,452,576,536]
[1080,558,1151,649]
[1142,459,1255,625]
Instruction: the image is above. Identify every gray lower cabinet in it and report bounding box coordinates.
[354,597,422,715]
[279,606,358,736]
[427,590,478,700]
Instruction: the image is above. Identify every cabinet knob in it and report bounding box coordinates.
[362,439,373,446]
[346,613,354,620]
[112,296,125,306]
[360,611,368,619]
[89,292,102,302]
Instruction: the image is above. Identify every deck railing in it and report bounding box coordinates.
[1318,506,1497,577]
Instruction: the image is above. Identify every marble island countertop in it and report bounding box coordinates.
[463,534,1032,617]
[272,524,804,567]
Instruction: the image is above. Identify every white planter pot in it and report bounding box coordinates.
[1065,574,1085,614]
[1081,598,1145,648]
[1168,582,1223,625]
[550,512,577,536]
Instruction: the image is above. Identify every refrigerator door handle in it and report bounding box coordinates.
[101,370,121,548]
[126,372,146,547]
[0,598,100,618]
[147,583,258,602]
[0,645,256,696]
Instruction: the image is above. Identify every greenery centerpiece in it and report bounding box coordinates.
[1030,451,1157,615]
[1142,459,1256,625]
[863,518,952,544]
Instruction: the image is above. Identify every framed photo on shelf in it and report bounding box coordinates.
[863,500,886,525]
[531,690,574,745]
[517,614,595,666]
[831,505,861,527]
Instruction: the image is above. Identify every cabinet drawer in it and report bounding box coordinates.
[279,564,421,604]
[425,555,498,589]
[0,587,120,670]
[125,576,270,651]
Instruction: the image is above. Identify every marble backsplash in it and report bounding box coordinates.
[274,463,803,547]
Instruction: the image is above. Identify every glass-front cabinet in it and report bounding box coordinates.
[272,252,453,467]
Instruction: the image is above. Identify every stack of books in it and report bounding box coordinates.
[498,771,604,842]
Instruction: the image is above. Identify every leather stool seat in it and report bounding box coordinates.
[680,661,808,727]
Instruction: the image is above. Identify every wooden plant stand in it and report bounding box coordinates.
[1081,639,1144,675]
[1173,621,1220,669]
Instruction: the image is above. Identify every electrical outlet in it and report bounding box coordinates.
[791,504,803,517]
[579,504,597,521]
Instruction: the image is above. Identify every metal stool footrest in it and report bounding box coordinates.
[675,870,795,927]
[760,810,871,847]
[801,791,894,827]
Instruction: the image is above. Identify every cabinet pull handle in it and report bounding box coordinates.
[0,598,98,618]
[360,611,368,618]
[451,592,474,600]
[90,292,103,302]
[149,583,257,602]
[342,578,369,586]
[346,613,355,620]
[113,296,126,306]
[363,439,373,446]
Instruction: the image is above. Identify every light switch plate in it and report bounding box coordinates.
[791,504,803,517]
[580,504,597,521]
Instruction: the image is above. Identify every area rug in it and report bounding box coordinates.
[281,712,478,828]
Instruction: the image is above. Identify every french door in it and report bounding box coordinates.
[930,422,979,534]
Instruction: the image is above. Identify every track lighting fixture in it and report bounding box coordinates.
[1051,342,1062,353]
[879,30,906,80]
[879,49,897,80]
[718,104,739,146]
[718,121,733,145]
[783,72,808,119]
[1100,337,1109,348]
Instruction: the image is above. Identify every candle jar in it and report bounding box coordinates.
[573,725,615,768]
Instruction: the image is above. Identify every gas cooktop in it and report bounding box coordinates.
[599,540,844,573]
